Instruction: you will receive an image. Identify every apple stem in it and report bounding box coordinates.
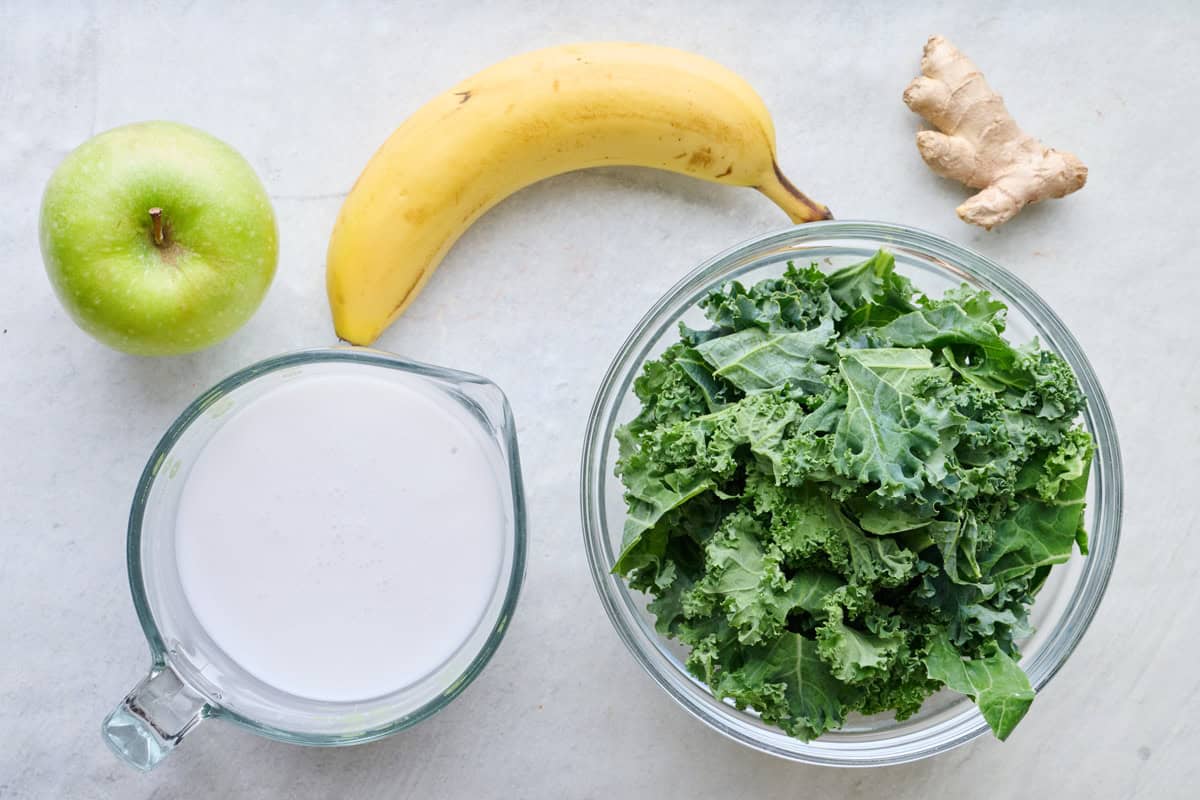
[148,207,166,247]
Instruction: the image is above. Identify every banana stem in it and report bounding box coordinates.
[758,163,833,223]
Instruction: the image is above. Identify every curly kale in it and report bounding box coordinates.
[613,250,1091,741]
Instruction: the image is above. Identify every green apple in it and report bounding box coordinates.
[39,121,278,355]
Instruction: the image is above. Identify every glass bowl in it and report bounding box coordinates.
[580,221,1122,767]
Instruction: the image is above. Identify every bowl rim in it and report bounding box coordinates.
[579,220,1123,767]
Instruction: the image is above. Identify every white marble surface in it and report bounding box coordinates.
[2,1,1198,797]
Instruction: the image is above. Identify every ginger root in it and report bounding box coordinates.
[903,35,1087,229]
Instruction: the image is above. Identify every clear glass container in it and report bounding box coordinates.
[580,221,1122,766]
[104,348,526,770]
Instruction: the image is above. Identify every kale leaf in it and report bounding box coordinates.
[614,250,1091,741]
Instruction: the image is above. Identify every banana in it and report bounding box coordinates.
[327,42,831,345]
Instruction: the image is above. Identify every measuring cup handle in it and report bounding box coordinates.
[102,663,209,771]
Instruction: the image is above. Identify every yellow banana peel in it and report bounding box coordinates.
[327,42,831,345]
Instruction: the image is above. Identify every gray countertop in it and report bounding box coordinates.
[2,1,1197,797]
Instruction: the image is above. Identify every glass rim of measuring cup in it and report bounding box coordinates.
[104,347,527,770]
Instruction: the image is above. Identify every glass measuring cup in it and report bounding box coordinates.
[102,348,526,770]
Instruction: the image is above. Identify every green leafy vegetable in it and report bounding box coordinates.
[695,318,835,396]
[827,249,918,321]
[715,633,855,740]
[924,633,1034,740]
[614,251,1091,741]
[834,347,961,498]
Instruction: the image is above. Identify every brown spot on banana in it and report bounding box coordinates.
[687,147,714,168]
[715,164,734,179]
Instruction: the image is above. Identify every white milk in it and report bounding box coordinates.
[174,372,506,702]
